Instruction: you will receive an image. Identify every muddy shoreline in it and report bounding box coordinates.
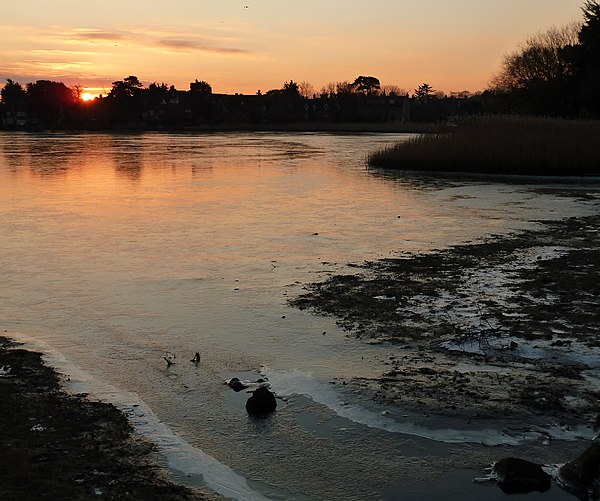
[290,212,600,430]
[0,336,217,501]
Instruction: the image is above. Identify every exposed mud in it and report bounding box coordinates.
[0,336,217,501]
[290,213,600,428]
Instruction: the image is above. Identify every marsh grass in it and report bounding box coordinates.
[368,116,600,176]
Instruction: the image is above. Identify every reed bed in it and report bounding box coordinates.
[368,116,600,176]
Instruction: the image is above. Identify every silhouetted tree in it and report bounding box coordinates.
[381,84,407,97]
[105,76,145,124]
[351,76,381,95]
[109,75,144,100]
[71,84,83,101]
[490,23,579,93]
[26,80,78,124]
[189,79,212,95]
[414,83,435,102]
[282,80,300,95]
[298,81,315,99]
[335,81,353,95]
[147,82,169,103]
[449,90,473,99]
[1,79,26,111]
[320,82,337,97]
[187,80,215,124]
[575,0,600,115]
[580,0,600,64]
[488,23,582,115]
[263,81,304,121]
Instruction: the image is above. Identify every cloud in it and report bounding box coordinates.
[156,39,249,54]
[27,61,93,71]
[62,28,250,55]
[71,29,127,42]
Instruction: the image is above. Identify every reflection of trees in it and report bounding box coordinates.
[191,161,214,179]
[0,134,80,176]
[0,133,146,179]
[0,141,27,173]
[27,136,81,176]
[112,137,144,181]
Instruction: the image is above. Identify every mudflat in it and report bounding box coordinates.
[0,336,216,501]
[291,208,600,430]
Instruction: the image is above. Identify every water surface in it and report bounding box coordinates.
[1,131,596,500]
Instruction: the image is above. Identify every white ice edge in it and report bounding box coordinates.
[265,368,597,446]
[10,334,271,501]
[9,333,595,481]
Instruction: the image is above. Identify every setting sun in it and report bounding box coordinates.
[81,92,95,102]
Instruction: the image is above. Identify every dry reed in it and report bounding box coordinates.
[368,116,600,176]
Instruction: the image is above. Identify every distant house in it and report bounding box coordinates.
[16,111,29,126]
[357,95,410,123]
[0,110,28,128]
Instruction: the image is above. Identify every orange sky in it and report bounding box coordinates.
[1,1,583,96]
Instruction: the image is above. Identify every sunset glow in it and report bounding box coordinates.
[80,92,95,101]
[1,1,583,94]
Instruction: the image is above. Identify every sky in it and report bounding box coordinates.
[1,0,584,96]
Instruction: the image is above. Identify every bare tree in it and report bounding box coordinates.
[320,82,337,97]
[381,84,407,96]
[335,81,353,95]
[298,81,315,99]
[489,22,581,92]
[449,90,473,99]
[71,84,83,101]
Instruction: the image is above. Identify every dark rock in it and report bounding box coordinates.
[492,457,551,494]
[556,443,600,501]
[226,377,248,392]
[245,386,277,415]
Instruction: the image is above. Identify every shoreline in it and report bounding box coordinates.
[0,121,441,135]
[0,336,216,501]
[290,209,600,430]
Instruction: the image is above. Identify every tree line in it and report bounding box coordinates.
[1,1,599,129]
[0,74,467,129]
[485,0,600,116]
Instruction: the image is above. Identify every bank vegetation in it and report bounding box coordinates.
[367,115,600,176]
